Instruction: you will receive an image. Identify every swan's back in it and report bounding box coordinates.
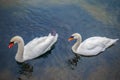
[77,36,118,56]
[23,32,58,61]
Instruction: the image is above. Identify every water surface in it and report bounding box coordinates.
[0,0,120,80]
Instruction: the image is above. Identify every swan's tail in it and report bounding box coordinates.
[106,38,119,48]
[51,30,57,36]
[111,38,119,45]
[113,38,119,43]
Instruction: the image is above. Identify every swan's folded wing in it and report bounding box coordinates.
[79,37,108,50]
[76,37,108,56]
[28,36,54,57]
[24,33,58,60]
[79,39,98,50]
[33,33,58,54]
[24,36,47,51]
[43,33,58,53]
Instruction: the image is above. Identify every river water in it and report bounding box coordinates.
[0,0,120,80]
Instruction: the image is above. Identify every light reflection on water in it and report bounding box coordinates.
[0,0,120,80]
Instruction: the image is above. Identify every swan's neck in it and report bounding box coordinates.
[72,36,82,53]
[15,38,24,62]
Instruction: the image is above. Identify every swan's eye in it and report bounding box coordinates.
[8,42,14,48]
[68,36,74,41]
[70,36,74,38]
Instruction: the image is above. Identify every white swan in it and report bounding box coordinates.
[8,31,58,62]
[68,33,118,56]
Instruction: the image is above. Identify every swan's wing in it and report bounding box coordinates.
[79,37,111,50]
[24,36,47,50]
[79,37,101,50]
[33,33,58,54]
[23,32,58,60]
[43,33,58,53]
[76,36,118,56]
[23,36,48,60]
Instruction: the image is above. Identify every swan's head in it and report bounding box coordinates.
[8,36,23,48]
[68,33,81,41]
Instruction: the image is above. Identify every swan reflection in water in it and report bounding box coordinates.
[68,54,80,70]
[16,46,54,80]
[17,62,33,80]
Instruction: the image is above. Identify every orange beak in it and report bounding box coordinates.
[68,37,74,41]
[8,42,14,48]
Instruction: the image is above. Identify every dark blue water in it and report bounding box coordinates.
[0,0,120,80]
